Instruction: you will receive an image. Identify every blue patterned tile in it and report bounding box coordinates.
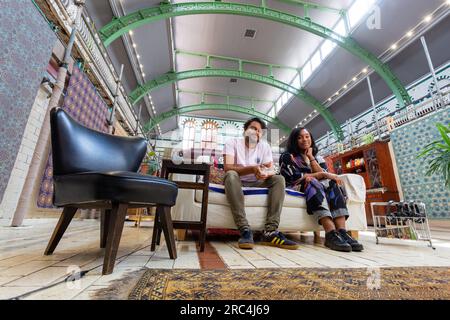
[391,109,450,218]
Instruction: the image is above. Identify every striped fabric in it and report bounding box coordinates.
[208,184,305,198]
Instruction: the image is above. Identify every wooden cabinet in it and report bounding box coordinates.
[326,141,400,225]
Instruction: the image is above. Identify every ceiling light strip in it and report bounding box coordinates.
[111,0,159,134]
[298,0,449,132]
[271,0,378,121]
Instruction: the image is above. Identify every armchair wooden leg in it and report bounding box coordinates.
[158,205,177,259]
[100,209,111,249]
[150,208,160,252]
[102,203,128,275]
[155,209,162,245]
[156,227,162,246]
[44,207,78,255]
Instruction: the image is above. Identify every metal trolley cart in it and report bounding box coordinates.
[371,201,435,249]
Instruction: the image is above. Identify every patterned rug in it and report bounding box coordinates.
[128,267,450,300]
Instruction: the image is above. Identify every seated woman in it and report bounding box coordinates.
[279,127,363,252]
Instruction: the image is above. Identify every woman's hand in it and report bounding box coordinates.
[324,172,343,185]
[305,148,315,161]
[304,175,315,184]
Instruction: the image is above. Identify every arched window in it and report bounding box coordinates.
[182,119,196,149]
[201,120,219,149]
[222,121,241,137]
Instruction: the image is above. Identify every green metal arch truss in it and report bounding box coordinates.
[99,1,412,107]
[132,68,344,140]
[144,104,292,133]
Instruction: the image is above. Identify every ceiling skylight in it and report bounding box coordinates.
[301,61,312,82]
[311,51,322,72]
[348,0,377,28]
[321,40,336,59]
[269,0,383,128]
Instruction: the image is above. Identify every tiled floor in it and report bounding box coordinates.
[1,218,450,300]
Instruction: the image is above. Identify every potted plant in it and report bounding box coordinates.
[362,132,375,145]
[418,123,450,188]
[142,150,160,176]
[140,161,149,175]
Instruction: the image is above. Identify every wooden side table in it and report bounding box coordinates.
[151,159,211,252]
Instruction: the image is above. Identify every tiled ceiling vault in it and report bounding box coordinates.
[85,0,450,139]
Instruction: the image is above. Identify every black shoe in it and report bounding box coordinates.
[260,231,300,250]
[325,230,352,252]
[238,228,254,250]
[338,229,364,252]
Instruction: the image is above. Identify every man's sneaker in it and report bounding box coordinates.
[260,231,300,250]
[338,229,364,252]
[238,228,254,250]
[324,230,352,252]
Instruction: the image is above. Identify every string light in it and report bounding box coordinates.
[319,2,445,124]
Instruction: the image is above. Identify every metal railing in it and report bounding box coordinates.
[319,88,450,157]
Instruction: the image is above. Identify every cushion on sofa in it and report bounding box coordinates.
[195,183,307,209]
[194,174,366,209]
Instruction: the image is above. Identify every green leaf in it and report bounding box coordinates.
[437,123,450,147]
[417,122,450,189]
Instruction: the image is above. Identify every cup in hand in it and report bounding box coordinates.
[258,165,274,178]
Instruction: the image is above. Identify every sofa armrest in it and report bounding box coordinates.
[339,174,366,203]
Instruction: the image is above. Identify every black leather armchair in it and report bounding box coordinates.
[45,108,178,275]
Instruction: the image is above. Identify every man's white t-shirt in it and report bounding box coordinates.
[224,138,273,182]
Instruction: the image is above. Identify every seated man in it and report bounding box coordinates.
[223,117,299,250]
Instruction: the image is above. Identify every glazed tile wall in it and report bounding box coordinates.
[391,107,450,218]
[0,0,56,203]
[37,66,110,208]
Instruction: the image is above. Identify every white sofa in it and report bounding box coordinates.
[171,173,368,234]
